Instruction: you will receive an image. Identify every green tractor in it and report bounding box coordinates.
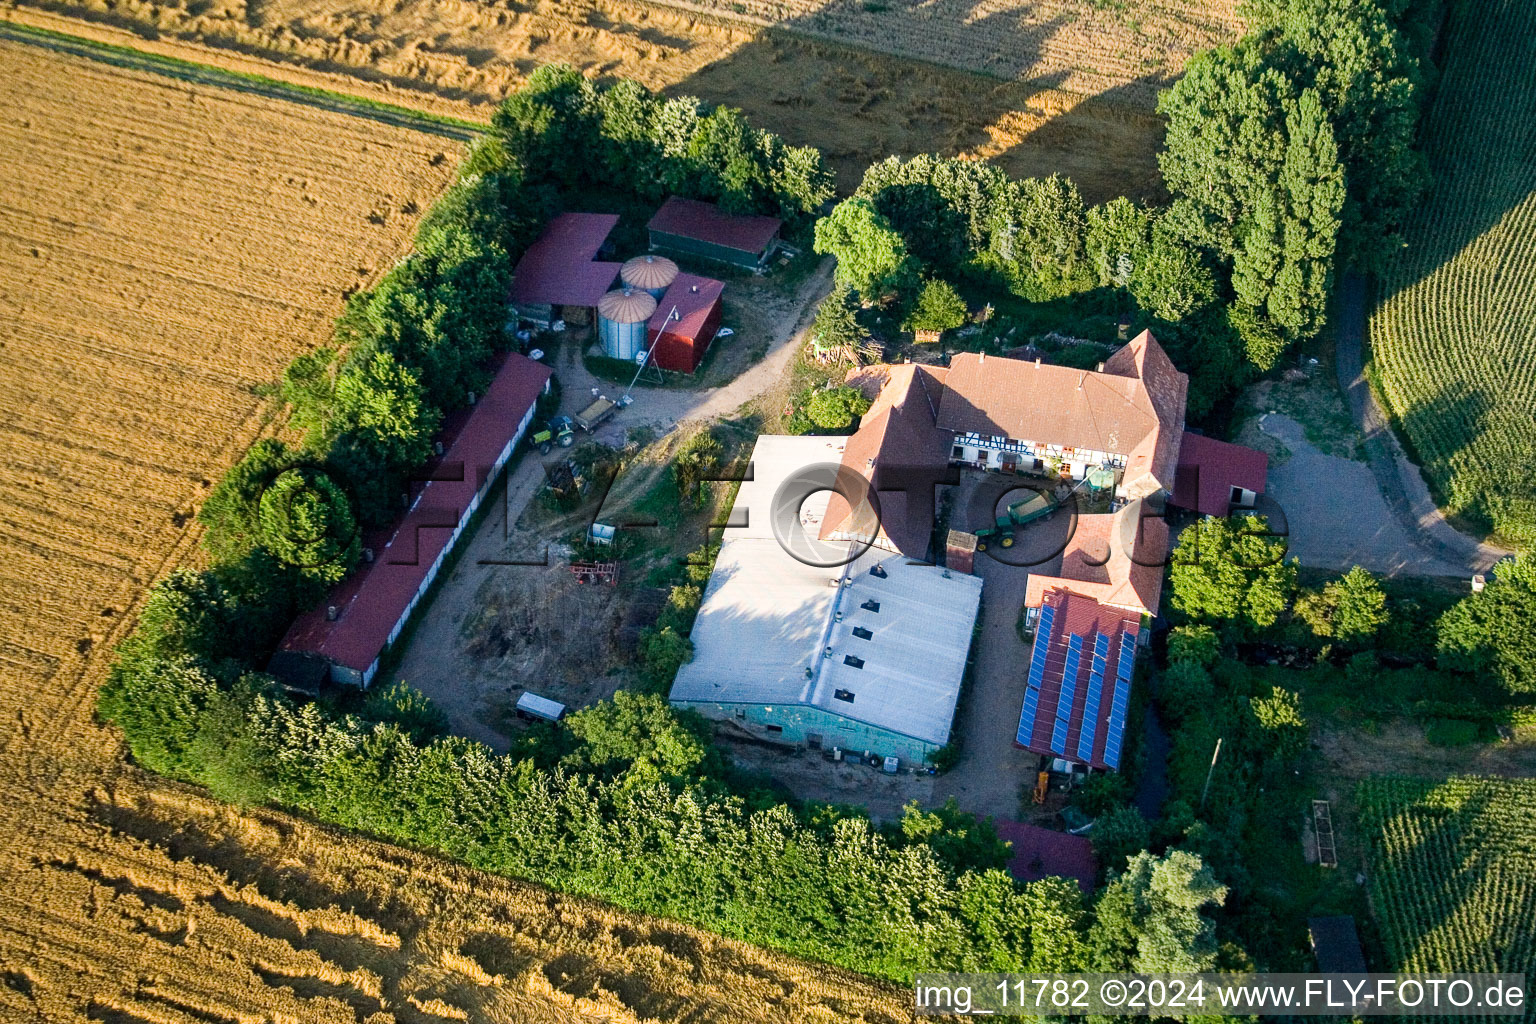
[532,415,575,455]
[973,490,1059,551]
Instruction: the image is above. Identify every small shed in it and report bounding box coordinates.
[1308,916,1368,973]
[515,691,567,722]
[647,273,725,372]
[646,196,781,270]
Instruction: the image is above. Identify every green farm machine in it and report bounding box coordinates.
[973,490,1059,551]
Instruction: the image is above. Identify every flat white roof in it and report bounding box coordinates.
[516,691,566,720]
[671,435,982,747]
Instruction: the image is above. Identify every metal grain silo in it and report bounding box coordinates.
[620,254,679,299]
[597,287,657,361]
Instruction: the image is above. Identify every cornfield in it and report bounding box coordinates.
[1368,0,1536,547]
[1358,777,1536,985]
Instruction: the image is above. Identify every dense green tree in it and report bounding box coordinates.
[894,798,1011,874]
[769,143,836,223]
[1296,565,1389,646]
[1248,686,1307,759]
[1169,515,1297,631]
[490,63,596,183]
[255,468,360,584]
[1086,197,1153,288]
[1089,850,1228,973]
[1091,806,1152,878]
[857,154,1003,270]
[563,692,711,785]
[364,680,450,743]
[636,625,694,692]
[333,351,440,470]
[987,174,1090,298]
[689,106,768,213]
[814,198,916,300]
[1159,42,1345,361]
[810,283,865,354]
[198,438,294,562]
[279,347,338,446]
[1245,0,1429,270]
[1437,555,1536,695]
[904,278,969,334]
[1167,623,1221,667]
[804,386,873,432]
[1129,216,1219,322]
[673,429,723,509]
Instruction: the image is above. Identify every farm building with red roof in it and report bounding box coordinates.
[1171,431,1269,517]
[647,273,725,372]
[509,213,621,326]
[647,196,782,270]
[275,353,552,687]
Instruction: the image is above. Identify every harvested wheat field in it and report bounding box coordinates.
[0,38,908,1022]
[3,0,1245,197]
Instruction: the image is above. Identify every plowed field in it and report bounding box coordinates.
[0,38,907,1022]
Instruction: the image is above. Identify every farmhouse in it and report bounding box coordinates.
[669,435,983,764]
[940,331,1187,499]
[275,352,552,687]
[508,213,622,326]
[647,195,782,270]
[647,273,726,373]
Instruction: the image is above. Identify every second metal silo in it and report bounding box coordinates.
[597,286,657,361]
[620,254,679,299]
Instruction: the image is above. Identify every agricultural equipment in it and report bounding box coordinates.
[532,415,575,454]
[973,490,1059,551]
[574,396,618,432]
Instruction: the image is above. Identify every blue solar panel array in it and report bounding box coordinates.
[1015,605,1057,745]
[1101,629,1137,770]
[1077,633,1109,762]
[1051,634,1084,754]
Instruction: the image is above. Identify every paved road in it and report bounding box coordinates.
[1334,272,1509,572]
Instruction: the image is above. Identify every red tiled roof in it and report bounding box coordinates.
[509,213,621,307]
[996,820,1096,892]
[1024,502,1168,617]
[1171,432,1269,517]
[937,331,1188,495]
[1018,589,1140,771]
[647,196,781,255]
[279,353,552,674]
[819,363,951,559]
[647,273,724,342]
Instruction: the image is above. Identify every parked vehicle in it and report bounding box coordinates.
[532,415,575,454]
[974,490,1059,550]
[574,396,618,432]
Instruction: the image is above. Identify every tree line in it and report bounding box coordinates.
[811,0,1436,420]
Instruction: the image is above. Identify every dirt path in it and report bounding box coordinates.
[387,260,833,746]
[1334,272,1510,572]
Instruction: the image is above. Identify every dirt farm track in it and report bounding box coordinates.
[0,38,910,1023]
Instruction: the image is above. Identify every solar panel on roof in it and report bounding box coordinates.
[1058,635,1083,720]
[1102,677,1132,769]
[1116,630,1137,682]
[1078,634,1109,762]
[1016,686,1041,746]
[1050,714,1069,755]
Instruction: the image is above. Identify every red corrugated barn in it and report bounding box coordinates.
[647,273,724,372]
[276,352,552,687]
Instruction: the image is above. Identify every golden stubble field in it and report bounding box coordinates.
[0,40,908,1022]
[2,0,1244,198]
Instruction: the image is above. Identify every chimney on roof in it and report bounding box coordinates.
[326,605,339,622]
[434,441,444,456]
[690,284,698,293]
[1096,362,1105,373]
[1035,357,1041,368]
[362,547,374,563]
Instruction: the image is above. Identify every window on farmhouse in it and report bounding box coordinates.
[861,599,880,613]
[807,733,823,749]
[765,724,783,735]
[852,626,873,640]
[843,655,864,669]
[952,445,964,459]
[834,688,856,702]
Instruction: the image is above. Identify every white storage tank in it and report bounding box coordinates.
[597,287,657,361]
[620,254,679,299]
